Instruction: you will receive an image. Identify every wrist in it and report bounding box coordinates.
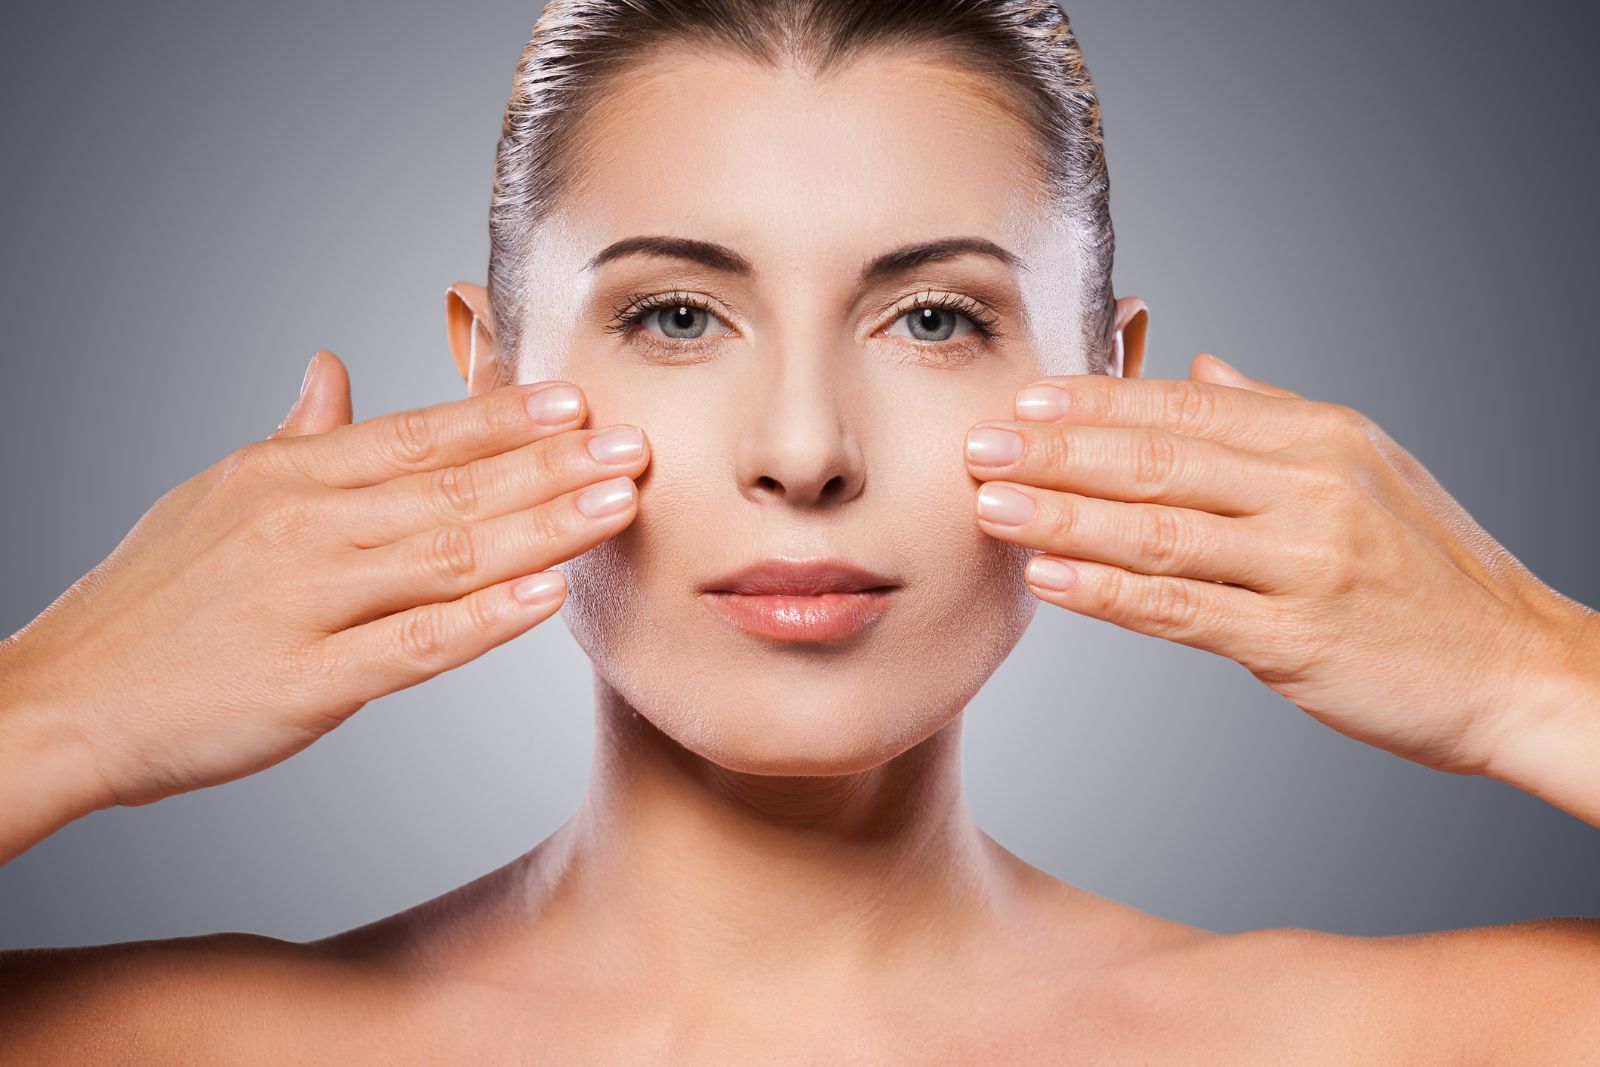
[0,641,116,862]
[1481,601,1600,822]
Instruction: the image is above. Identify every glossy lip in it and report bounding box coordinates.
[699,558,901,643]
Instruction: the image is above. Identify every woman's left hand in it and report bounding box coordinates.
[964,353,1598,778]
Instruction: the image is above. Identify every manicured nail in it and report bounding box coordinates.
[527,383,582,426]
[976,484,1035,525]
[513,570,566,605]
[577,476,635,517]
[965,426,1023,466]
[299,352,322,400]
[1016,384,1070,421]
[587,426,644,464]
[1027,557,1076,591]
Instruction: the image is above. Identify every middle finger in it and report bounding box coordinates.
[965,420,1289,517]
[340,423,651,547]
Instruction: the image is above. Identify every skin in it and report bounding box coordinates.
[2,46,1599,1064]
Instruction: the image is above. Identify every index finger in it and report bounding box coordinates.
[1017,375,1311,451]
[273,381,588,488]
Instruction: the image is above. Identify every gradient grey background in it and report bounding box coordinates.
[2,1,1596,949]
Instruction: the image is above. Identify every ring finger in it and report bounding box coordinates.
[334,474,639,624]
[974,481,1290,590]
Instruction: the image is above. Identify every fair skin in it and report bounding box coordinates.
[2,46,1598,1063]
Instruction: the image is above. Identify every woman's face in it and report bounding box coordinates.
[510,49,1097,774]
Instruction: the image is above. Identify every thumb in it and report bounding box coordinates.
[1189,352,1302,399]
[272,350,354,438]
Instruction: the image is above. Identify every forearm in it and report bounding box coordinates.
[1483,602,1600,829]
[0,641,111,865]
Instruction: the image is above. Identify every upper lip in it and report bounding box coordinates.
[701,557,899,596]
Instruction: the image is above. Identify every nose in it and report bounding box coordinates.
[734,351,866,509]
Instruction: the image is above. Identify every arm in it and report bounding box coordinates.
[0,649,111,864]
[0,353,642,867]
[1480,601,1600,829]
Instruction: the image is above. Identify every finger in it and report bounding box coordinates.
[320,569,569,704]
[965,419,1290,517]
[1014,373,1310,452]
[339,423,649,547]
[336,475,638,622]
[975,482,1290,589]
[271,380,589,488]
[1022,552,1274,658]
[271,351,353,439]
[1190,352,1303,399]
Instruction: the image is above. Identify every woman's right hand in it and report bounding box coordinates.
[0,351,646,840]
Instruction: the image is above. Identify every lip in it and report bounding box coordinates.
[699,558,900,643]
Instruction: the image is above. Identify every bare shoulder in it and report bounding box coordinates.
[1377,916,1600,1061]
[0,931,390,1064]
[1148,917,1600,1063]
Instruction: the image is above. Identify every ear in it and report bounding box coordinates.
[445,282,502,396]
[1109,295,1149,379]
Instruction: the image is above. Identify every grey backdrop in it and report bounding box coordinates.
[2,1,1596,949]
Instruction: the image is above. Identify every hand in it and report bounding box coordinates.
[1,351,649,811]
[963,353,1595,778]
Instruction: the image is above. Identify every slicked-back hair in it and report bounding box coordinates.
[489,0,1115,383]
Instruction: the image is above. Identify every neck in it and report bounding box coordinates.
[518,675,1021,987]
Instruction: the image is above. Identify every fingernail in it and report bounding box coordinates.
[513,570,566,605]
[1027,557,1076,591]
[976,484,1035,525]
[965,426,1023,466]
[1016,384,1070,421]
[577,476,635,518]
[587,426,644,464]
[527,383,582,426]
[299,352,322,400]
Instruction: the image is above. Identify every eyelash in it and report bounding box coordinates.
[603,288,1003,357]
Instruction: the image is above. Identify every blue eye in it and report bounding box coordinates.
[888,306,980,343]
[609,293,733,344]
[639,300,733,341]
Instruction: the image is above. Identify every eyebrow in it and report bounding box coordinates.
[581,234,1028,285]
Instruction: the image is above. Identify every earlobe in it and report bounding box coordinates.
[1110,295,1149,379]
[445,282,502,395]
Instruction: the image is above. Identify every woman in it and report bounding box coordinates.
[2,0,1597,1060]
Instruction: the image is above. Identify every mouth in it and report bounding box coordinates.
[699,558,901,643]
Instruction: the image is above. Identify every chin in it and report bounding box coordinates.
[559,538,1041,776]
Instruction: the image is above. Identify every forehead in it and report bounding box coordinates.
[547,47,1065,279]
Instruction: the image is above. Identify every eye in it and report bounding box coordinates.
[887,306,979,343]
[608,292,734,344]
[882,291,1001,345]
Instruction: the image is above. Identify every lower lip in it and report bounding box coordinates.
[702,588,898,643]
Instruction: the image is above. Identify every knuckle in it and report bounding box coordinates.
[1073,381,1113,423]
[1131,428,1180,491]
[1143,576,1199,635]
[481,390,527,441]
[1087,564,1125,619]
[1317,402,1369,443]
[397,606,447,662]
[1302,460,1364,506]
[250,493,317,551]
[218,441,273,485]
[420,523,478,582]
[1163,382,1217,435]
[431,463,481,520]
[465,588,503,636]
[1044,495,1082,542]
[1251,603,1323,685]
[525,437,566,489]
[1032,427,1074,475]
[526,501,571,549]
[389,408,436,469]
[1137,506,1189,570]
